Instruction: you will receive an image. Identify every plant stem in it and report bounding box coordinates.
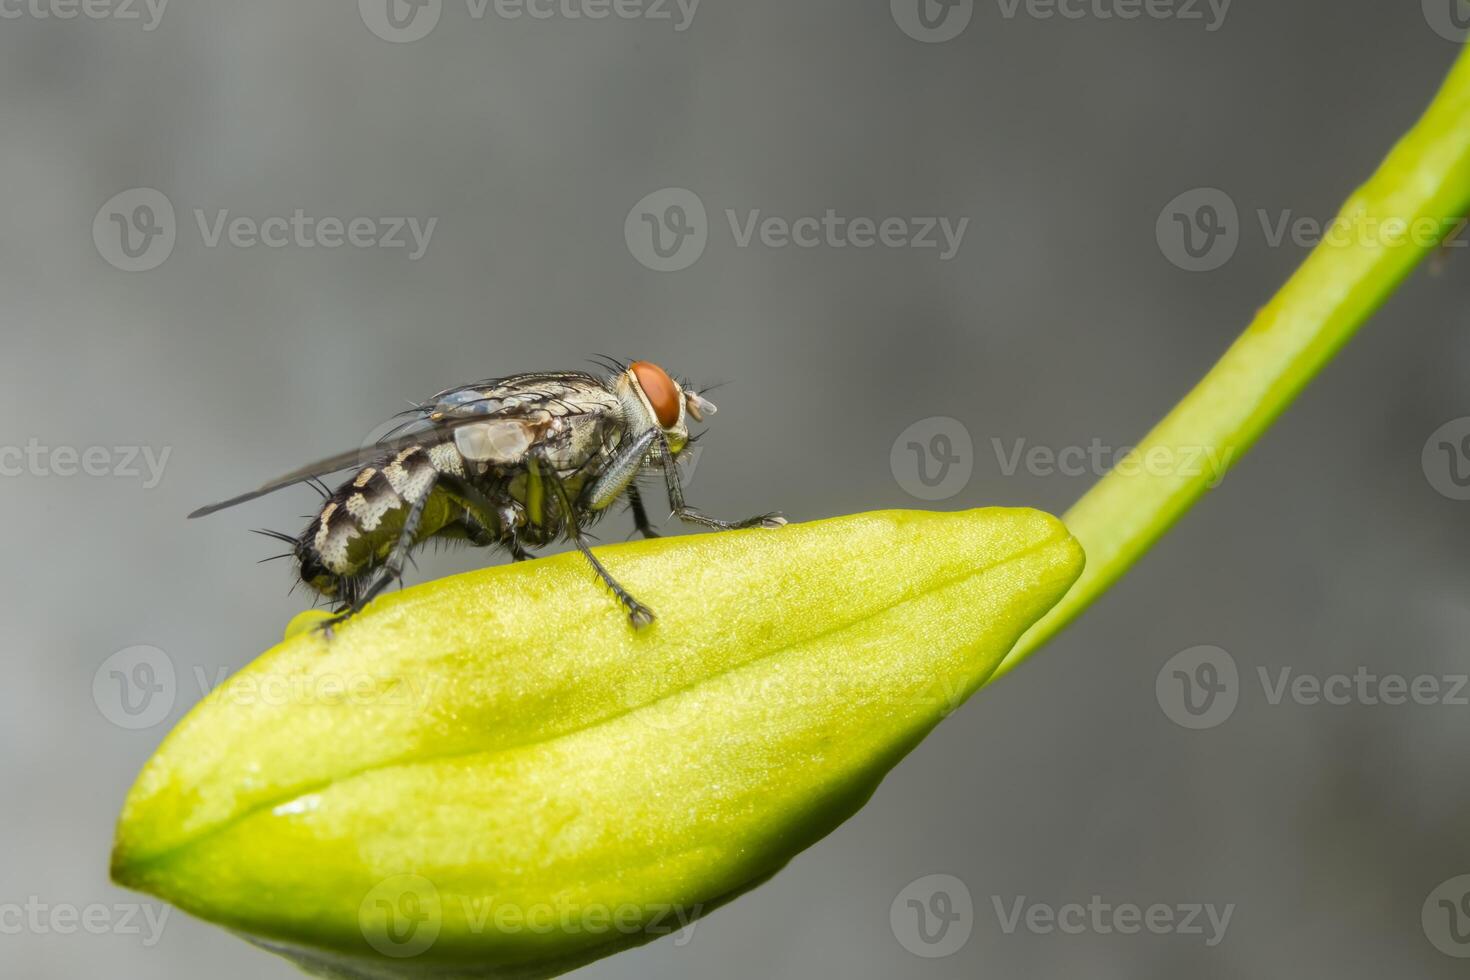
[993,44,1470,679]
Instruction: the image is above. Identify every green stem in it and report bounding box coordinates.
[993,45,1470,679]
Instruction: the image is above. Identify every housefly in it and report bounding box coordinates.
[189,358,786,629]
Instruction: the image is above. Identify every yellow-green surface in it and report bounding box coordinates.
[995,44,1470,677]
[112,509,1083,979]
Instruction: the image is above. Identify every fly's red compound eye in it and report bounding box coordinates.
[631,361,681,429]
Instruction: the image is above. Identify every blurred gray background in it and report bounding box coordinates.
[5,1,1470,977]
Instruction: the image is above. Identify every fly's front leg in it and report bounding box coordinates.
[657,435,787,531]
[537,451,655,628]
[319,471,437,633]
[582,428,661,539]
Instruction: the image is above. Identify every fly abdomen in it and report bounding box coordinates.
[296,444,467,600]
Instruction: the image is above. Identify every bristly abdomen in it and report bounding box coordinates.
[295,444,466,604]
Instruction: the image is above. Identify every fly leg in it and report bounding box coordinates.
[535,451,655,628]
[454,514,497,547]
[506,532,535,562]
[438,472,536,563]
[318,472,437,633]
[656,435,787,531]
[626,484,661,539]
[583,428,661,539]
[456,510,535,562]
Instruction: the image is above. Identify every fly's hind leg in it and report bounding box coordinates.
[455,511,532,561]
[535,453,655,629]
[626,484,661,539]
[438,473,536,563]
[506,533,535,562]
[455,513,497,547]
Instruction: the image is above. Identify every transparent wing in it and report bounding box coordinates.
[187,372,613,519]
[187,419,461,519]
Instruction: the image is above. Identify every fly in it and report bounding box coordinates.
[189,358,786,629]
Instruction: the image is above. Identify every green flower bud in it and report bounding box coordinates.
[111,508,1082,979]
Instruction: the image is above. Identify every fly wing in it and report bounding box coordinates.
[186,372,618,519]
[186,422,460,519]
[453,417,550,465]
